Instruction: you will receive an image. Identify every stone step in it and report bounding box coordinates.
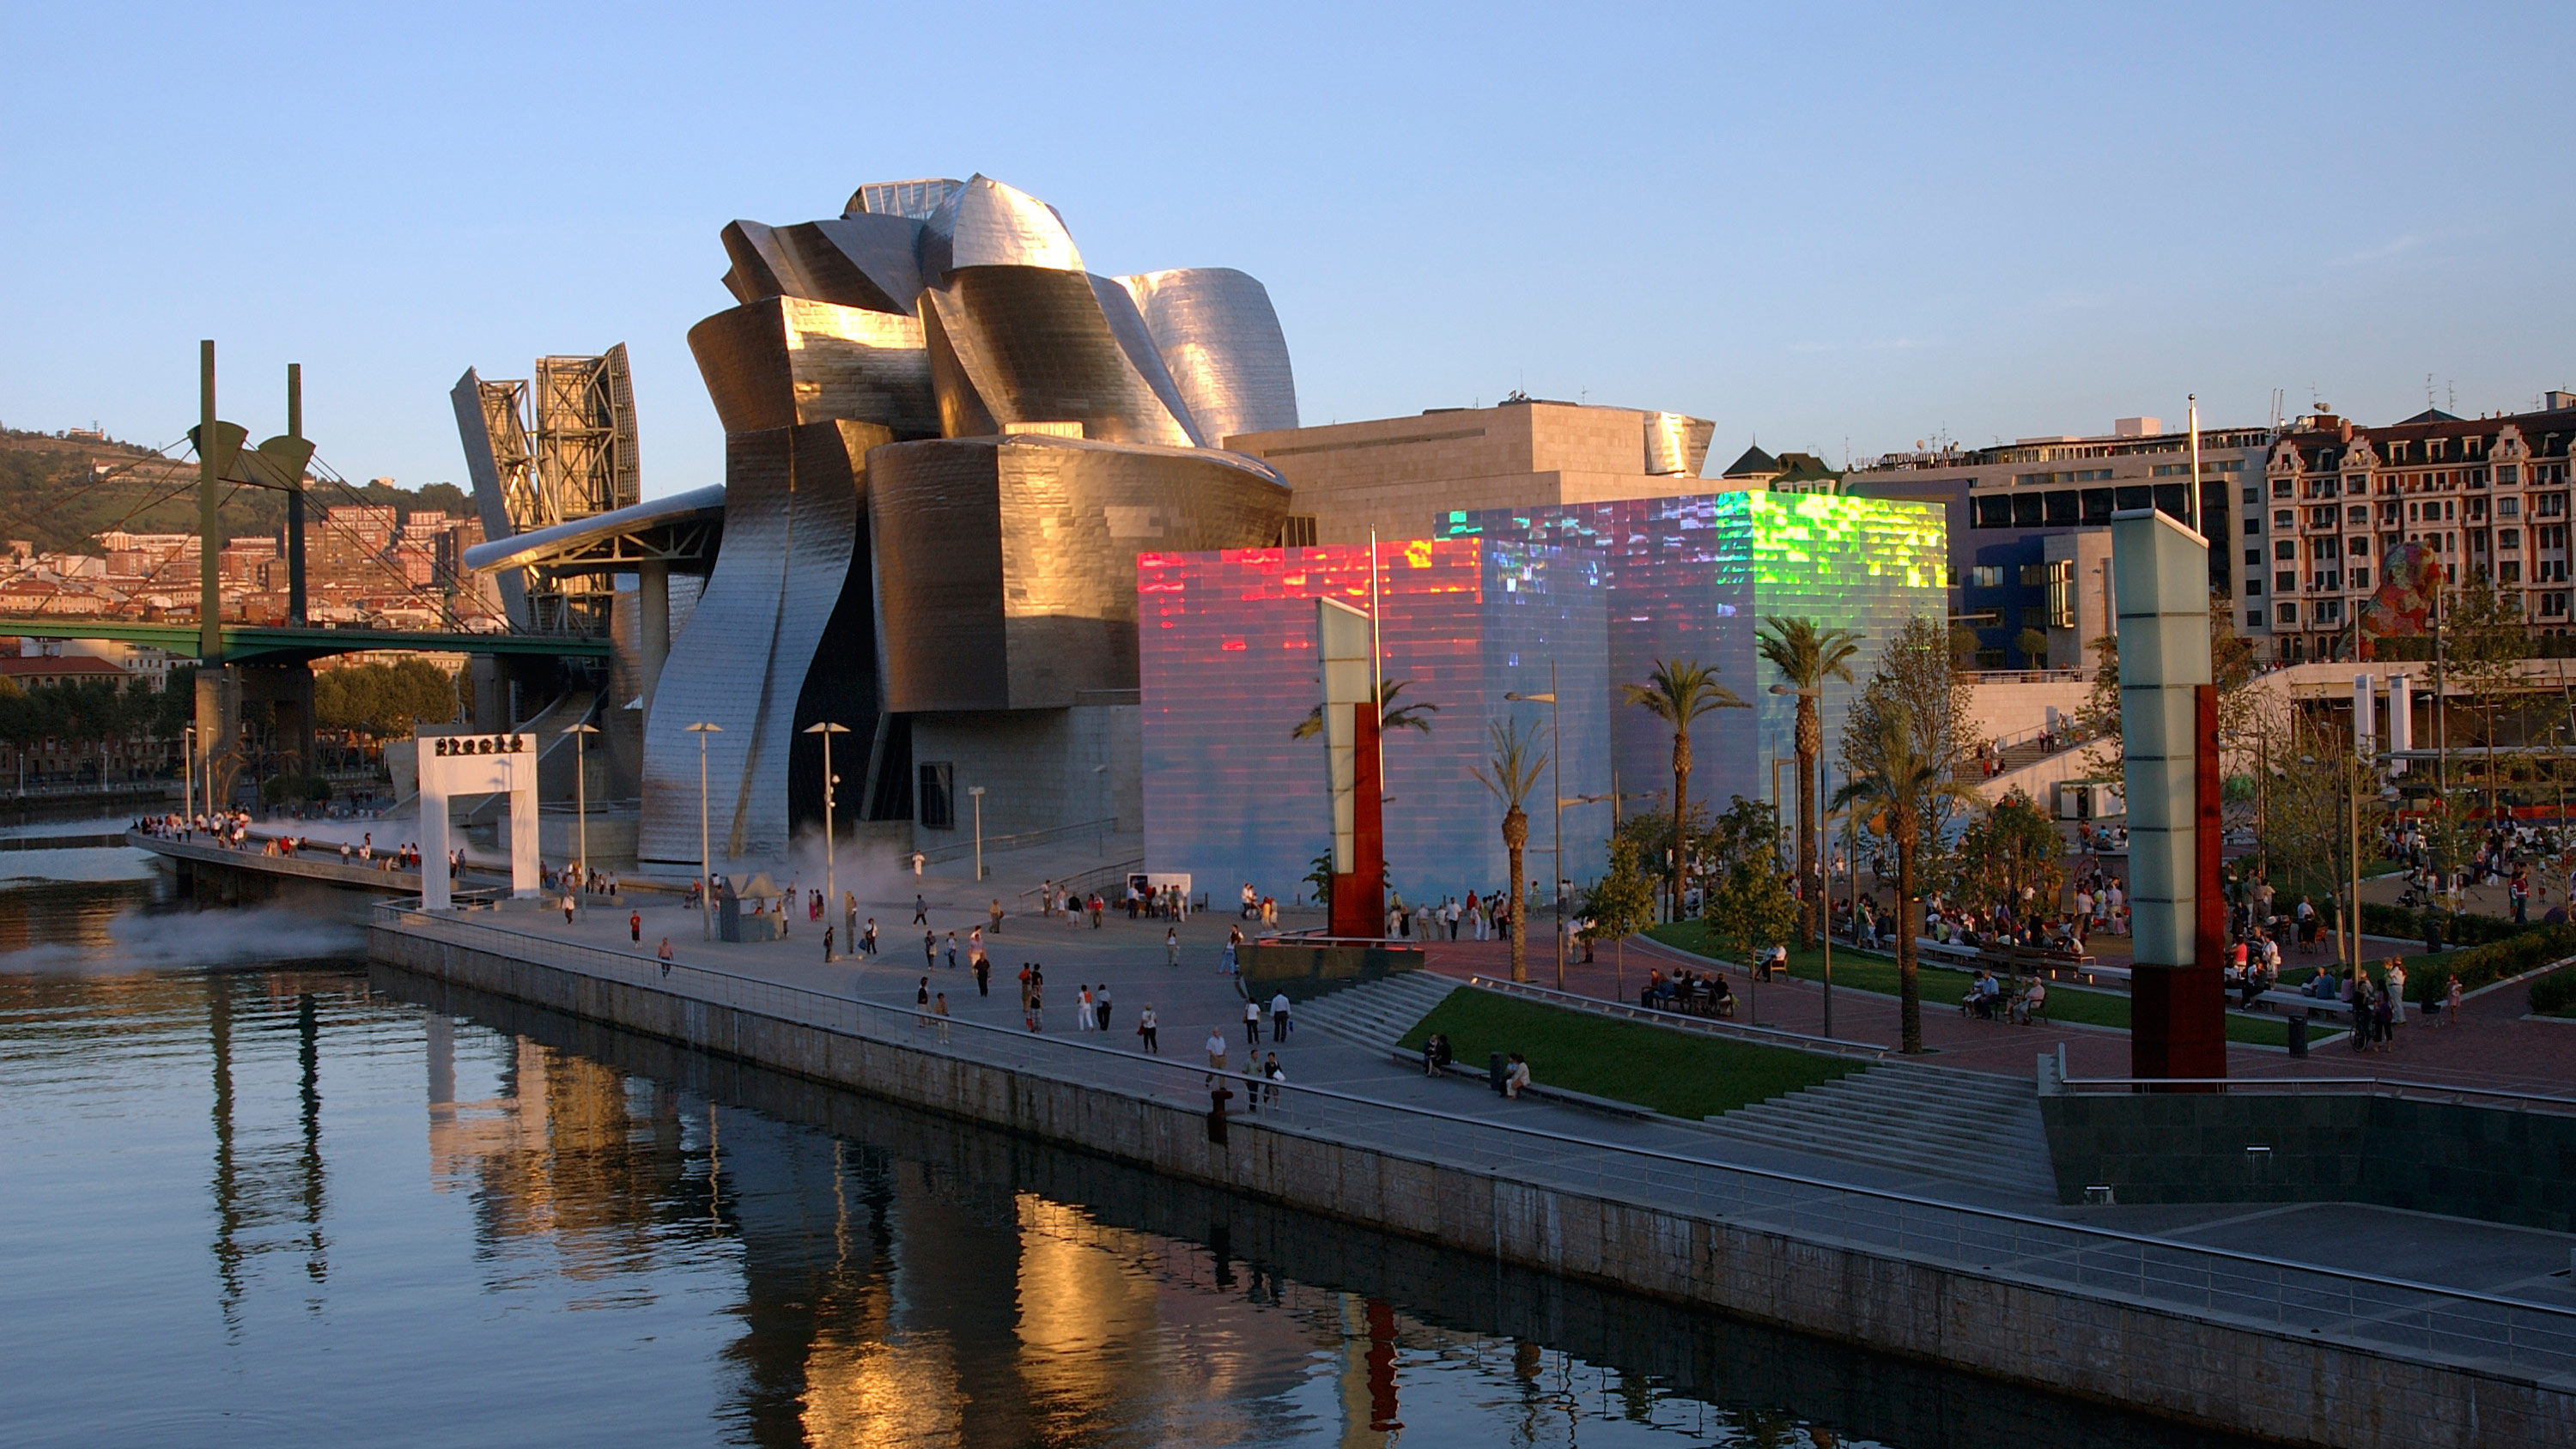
[1705,1066,2057,1198]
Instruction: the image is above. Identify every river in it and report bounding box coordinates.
[0,818,2262,1447]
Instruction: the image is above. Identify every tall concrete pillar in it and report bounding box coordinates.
[2111,507,2227,1082]
[192,667,240,813]
[637,559,670,722]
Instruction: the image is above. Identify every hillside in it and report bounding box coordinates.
[0,428,473,555]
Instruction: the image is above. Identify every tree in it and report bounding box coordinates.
[1472,717,1548,983]
[1837,621,1986,1054]
[2447,573,2531,833]
[2252,710,2390,972]
[2014,627,2050,670]
[1291,678,1438,739]
[1947,625,1982,670]
[1703,845,1800,1018]
[1622,660,1749,921]
[1959,789,2065,919]
[1304,852,1334,909]
[1758,617,1863,948]
[1578,832,1659,997]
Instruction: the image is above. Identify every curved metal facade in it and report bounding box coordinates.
[1115,268,1300,444]
[631,170,1300,870]
[871,435,1291,712]
[638,421,884,869]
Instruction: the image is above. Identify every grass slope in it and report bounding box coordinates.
[1397,988,1860,1120]
[1643,923,2297,1047]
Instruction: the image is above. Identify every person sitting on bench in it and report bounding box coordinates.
[2011,979,2046,1025]
[1710,974,1735,1018]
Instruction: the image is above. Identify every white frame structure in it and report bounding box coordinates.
[417,731,540,910]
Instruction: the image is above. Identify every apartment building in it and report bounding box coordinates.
[2258,393,2576,660]
[1846,417,2259,669]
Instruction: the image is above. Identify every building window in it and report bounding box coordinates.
[2246,578,2263,597]
[2500,464,2521,486]
[2500,561,2522,584]
[1974,648,2007,669]
[2245,548,2262,566]
[2274,541,2296,561]
[2273,481,2293,499]
[2541,494,2572,518]
[2350,567,2369,589]
[1971,496,2014,529]
[2317,599,2343,622]
[916,762,956,829]
[1968,565,2005,587]
[2245,517,2261,535]
[2276,602,2298,623]
[2273,509,2294,530]
[2500,497,2521,518]
[2021,605,2053,630]
[2275,570,2296,592]
[2500,528,2521,549]
[2348,535,2369,556]
[1279,515,1318,547]
[2546,593,2570,618]
[2246,608,2266,627]
[2241,486,2260,506]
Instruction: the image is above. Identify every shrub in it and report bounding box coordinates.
[2404,924,2576,1003]
[2360,900,2531,948]
[2530,968,2576,1017]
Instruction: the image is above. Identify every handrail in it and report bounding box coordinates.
[920,817,1116,865]
[1260,931,1425,951]
[374,900,2576,1338]
[1466,975,1891,1060]
[2061,1075,2576,1116]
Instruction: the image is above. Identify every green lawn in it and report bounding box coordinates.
[1396,988,1861,1119]
[1643,923,2296,1047]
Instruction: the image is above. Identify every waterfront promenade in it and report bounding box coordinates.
[371,884,2576,1449]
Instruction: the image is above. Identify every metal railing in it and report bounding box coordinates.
[374,901,2576,1383]
[920,817,1119,865]
[1466,975,1891,1061]
[2061,1074,2576,1119]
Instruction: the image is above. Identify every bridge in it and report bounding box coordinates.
[0,616,611,664]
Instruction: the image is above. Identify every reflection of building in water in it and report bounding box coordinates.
[423,1019,683,1271]
[205,973,332,1327]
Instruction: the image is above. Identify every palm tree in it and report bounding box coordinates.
[1472,717,1548,982]
[1291,679,1438,739]
[1758,617,1863,948]
[1622,660,1748,921]
[1832,704,1978,1053]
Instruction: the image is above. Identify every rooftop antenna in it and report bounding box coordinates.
[2427,373,2437,408]
[2448,379,2457,412]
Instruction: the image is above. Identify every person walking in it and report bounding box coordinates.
[1076,985,1097,1032]
[915,976,932,1028]
[1242,996,1263,1048]
[1271,991,1291,1041]
[923,929,938,968]
[945,931,959,970]
[1224,926,1240,975]
[1026,980,1044,1032]
[933,991,951,1044]
[1096,984,1114,1034]
[562,894,576,925]
[2386,959,2409,1028]
[1017,962,1033,1012]
[912,893,928,925]
[1262,1052,1285,1108]
[823,925,835,960]
[629,910,641,943]
[1167,926,1181,968]
[989,898,1004,936]
[657,937,673,977]
[972,948,990,997]
[1089,893,1104,929]
[862,918,878,955]
[910,849,926,878]
[1204,1028,1229,1073]
[844,891,857,950]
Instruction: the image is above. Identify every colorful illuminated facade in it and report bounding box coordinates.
[1440,492,1947,815]
[1138,539,1609,910]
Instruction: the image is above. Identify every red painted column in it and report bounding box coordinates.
[1329,704,1387,938]
[2132,683,2230,1081]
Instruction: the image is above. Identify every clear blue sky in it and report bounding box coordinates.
[3,2,2570,500]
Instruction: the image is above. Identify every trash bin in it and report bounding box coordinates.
[1489,1051,1508,1095]
[2287,1012,2309,1058]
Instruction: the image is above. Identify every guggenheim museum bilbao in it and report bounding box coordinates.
[463,174,1946,899]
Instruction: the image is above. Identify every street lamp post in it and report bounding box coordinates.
[183,724,196,821]
[687,722,721,939]
[1506,665,1567,988]
[968,785,987,881]
[804,721,850,959]
[563,722,598,912]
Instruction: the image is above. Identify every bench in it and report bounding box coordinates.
[2255,989,2356,1022]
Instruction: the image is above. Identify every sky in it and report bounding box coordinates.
[3,1,2571,500]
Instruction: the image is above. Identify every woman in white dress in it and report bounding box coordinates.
[1076,985,1097,1032]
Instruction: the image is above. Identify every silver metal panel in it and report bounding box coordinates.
[638,422,880,870]
[464,483,725,574]
[688,296,939,439]
[921,268,1195,447]
[1087,274,1207,446]
[1115,268,1300,444]
[1643,410,1716,477]
[916,173,1085,281]
[807,213,926,314]
[720,220,908,312]
[870,434,1291,712]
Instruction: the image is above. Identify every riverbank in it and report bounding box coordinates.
[372,900,2576,1449]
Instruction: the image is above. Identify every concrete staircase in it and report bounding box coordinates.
[1701,1063,2058,1199]
[1292,972,1460,1050]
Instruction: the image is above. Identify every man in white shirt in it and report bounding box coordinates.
[1271,991,1292,1040]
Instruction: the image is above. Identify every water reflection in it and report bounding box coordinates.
[0,953,2263,1449]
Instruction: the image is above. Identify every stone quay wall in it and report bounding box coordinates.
[372,919,2573,1449]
